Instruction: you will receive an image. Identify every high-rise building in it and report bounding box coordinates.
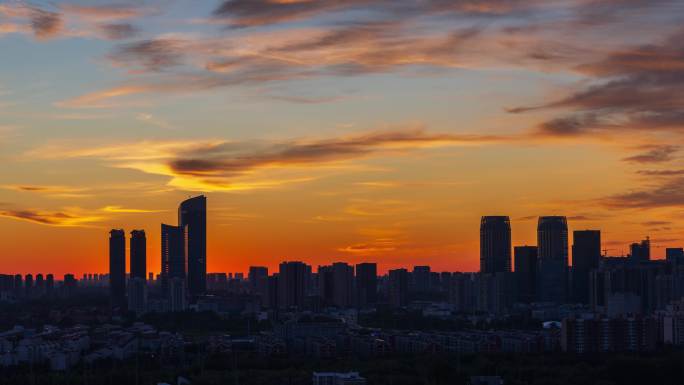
[388,268,409,308]
[332,262,354,308]
[277,261,311,310]
[537,216,568,303]
[514,246,537,303]
[666,248,684,267]
[161,224,186,293]
[480,216,512,274]
[412,266,431,293]
[249,266,268,293]
[572,230,601,304]
[24,274,33,297]
[168,277,187,312]
[109,229,127,310]
[355,263,377,308]
[130,230,147,281]
[179,195,207,296]
[46,274,54,295]
[629,238,650,263]
[128,277,148,315]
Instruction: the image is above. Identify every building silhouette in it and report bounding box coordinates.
[388,268,409,308]
[537,216,568,303]
[572,230,601,304]
[130,230,147,281]
[109,229,126,310]
[355,263,377,308]
[278,261,311,310]
[480,216,512,274]
[161,224,186,293]
[179,195,207,296]
[630,238,650,263]
[514,246,537,303]
[412,266,431,293]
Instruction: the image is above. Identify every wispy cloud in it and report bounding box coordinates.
[101,205,165,213]
[0,208,103,227]
[512,27,684,137]
[622,145,679,164]
[27,127,507,192]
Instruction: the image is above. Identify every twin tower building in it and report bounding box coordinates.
[480,216,601,304]
[108,195,207,310]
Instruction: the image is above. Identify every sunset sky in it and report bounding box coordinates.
[1,0,684,277]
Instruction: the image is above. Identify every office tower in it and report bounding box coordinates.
[514,246,537,303]
[169,277,187,312]
[572,230,601,304]
[249,266,268,293]
[130,230,147,281]
[537,216,569,303]
[480,216,512,274]
[388,268,409,308]
[109,229,127,310]
[277,261,311,310]
[356,263,377,308]
[179,195,207,296]
[630,238,650,263]
[161,223,186,293]
[128,277,148,315]
[412,266,431,293]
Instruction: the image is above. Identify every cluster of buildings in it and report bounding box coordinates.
[108,195,207,313]
[0,323,184,371]
[4,208,684,358]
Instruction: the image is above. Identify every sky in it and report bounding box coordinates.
[1,0,684,277]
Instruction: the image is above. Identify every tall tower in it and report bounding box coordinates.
[130,230,147,281]
[480,216,512,273]
[109,229,126,310]
[572,230,601,304]
[161,223,186,293]
[537,216,568,303]
[179,195,207,296]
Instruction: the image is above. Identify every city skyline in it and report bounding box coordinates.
[2,0,684,276]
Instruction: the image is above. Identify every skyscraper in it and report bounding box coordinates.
[161,223,185,293]
[572,230,601,304]
[356,263,377,308]
[537,216,568,303]
[109,229,126,310]
[179,195,207,296]
[480,216,512,274]
[514,246,537,303]
[130,230,147,281]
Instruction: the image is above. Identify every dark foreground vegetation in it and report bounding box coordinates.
[2,349,683,385]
